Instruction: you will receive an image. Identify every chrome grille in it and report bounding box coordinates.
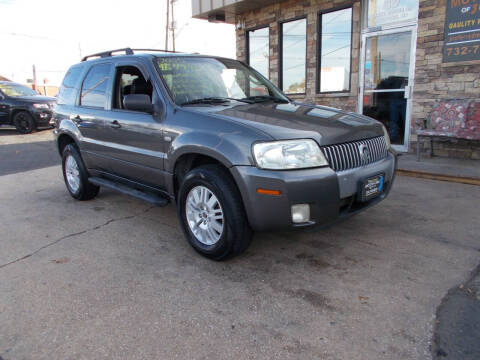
[322,136,388,172]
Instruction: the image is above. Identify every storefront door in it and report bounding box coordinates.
[359,26,417,152]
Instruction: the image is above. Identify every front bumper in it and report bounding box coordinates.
[231,151,396,232]
[32,109,53,126]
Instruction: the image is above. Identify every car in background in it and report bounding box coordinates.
[0,81,56,133]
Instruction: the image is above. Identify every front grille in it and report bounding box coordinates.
[322,136,388,172]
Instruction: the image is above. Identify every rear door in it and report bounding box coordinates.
[74,62,114,172]
[102,60,167,189]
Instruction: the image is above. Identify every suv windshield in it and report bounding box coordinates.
[0,83,38,97]
[156,57,288,105]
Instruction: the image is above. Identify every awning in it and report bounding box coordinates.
[191,0,285,24]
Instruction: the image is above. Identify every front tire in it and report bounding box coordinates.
[13,111,36,134]
[62,144,99,200]
[177,165,252,260]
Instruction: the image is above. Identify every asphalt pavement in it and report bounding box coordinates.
[1,130,479,360]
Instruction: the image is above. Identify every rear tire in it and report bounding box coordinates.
[177,165,252,260]
[13,111,36,134]
[62,144,99,200]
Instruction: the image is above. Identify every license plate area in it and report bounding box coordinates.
[358,173,385,202]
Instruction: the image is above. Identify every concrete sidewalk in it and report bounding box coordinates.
[397,153,480,185]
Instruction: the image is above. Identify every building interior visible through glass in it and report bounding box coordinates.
[363,32,411,144]
[320,7,352,92]
[282,18,306,94]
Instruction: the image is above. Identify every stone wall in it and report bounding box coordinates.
[413,0,480,158]
[236,0,361,112]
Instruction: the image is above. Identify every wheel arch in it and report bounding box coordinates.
[10,108,31,123]
[172,151,234,198]
[57,132,79,156]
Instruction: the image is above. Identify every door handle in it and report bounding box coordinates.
[110,120,121,129]
[70,114,96,123]
[70,114,83,123]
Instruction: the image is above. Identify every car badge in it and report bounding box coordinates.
[358,144,370,162]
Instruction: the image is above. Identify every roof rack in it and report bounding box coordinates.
[81,48,133,62]
[130,48,184,54]
[81,47,184,61]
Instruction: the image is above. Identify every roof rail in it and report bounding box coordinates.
[130,48,184,54]
[81,48,134,62]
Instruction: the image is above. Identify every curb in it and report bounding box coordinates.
[396,169,480,186]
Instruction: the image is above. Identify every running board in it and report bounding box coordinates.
[88,177,169,207]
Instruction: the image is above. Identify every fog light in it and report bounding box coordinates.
[291,204,310,223]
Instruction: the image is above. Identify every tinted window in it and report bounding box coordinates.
[319,8,352,92]
[57,66,83,105]
[247,27,269,79]
[281,18,306,94]
[80,63,111,108]
[0,83,37,97]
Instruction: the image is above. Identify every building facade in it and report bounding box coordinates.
[192,0,480,158]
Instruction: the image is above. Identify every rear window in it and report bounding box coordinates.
[57,66,84,105]
[80,63,111,108]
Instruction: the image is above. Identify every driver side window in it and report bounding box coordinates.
[113,65,153,111]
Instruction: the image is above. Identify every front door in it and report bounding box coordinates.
[104,63,167,190]
[359,27,417,152]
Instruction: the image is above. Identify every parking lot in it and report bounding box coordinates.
[1,130,479,360]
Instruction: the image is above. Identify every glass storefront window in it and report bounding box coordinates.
[368,0,419,28]
[281,18,307,94]
[247,27,269,79]
[319,7,352,93]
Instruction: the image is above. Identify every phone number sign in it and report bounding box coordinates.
[443,0,480,62]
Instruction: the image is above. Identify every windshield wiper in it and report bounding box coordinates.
[180,97,253,106]
[242,95,289,104]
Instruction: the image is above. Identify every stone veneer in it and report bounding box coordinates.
[413,0,480,158]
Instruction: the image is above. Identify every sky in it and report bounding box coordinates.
[0,0,235,86]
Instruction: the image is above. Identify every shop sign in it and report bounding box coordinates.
[368,0,419,27]
[443,0,480,62]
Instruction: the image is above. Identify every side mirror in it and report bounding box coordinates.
[123,94,153,113]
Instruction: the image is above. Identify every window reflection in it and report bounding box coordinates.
[307,107,337,118]
[364,32,410,90]
[319,8,352,92]
[80,63,111,108]
[281,18,306,94]
[248,27,269,79]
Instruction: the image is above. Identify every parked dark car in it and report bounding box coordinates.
[0,81,56,133]
[54,48,396,260]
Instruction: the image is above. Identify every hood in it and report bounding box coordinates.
[194,101,384,146]
[15,95,56,103]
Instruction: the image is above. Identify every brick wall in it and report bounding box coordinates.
[413,0,480,158]
[236,0,361,112]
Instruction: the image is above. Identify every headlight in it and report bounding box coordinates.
[253,139,328,170]
[382,125,391,149]
[33,103,49,109]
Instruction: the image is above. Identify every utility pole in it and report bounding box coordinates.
[165,0,170,50]
[171,0,175,51]
[78,42,82,59]
[32,64,37,91]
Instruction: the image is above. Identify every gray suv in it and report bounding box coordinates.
[54,48,396,260]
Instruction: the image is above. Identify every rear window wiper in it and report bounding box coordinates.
[242,95,289,103]
[180,97,253,106]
